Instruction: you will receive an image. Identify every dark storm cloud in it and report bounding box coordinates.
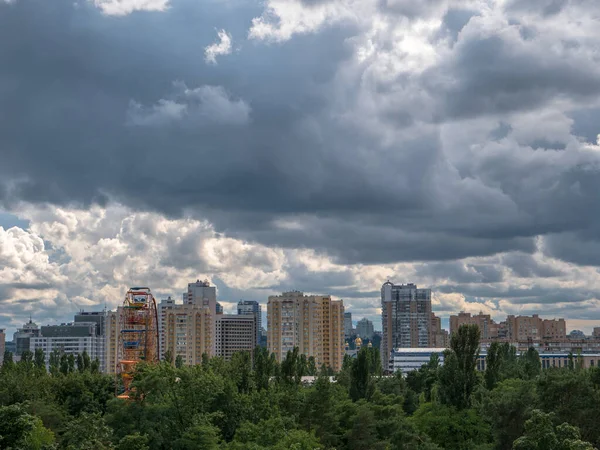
[1,0,600,270]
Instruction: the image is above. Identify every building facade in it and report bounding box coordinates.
[381,282,432,371]
[237,300,262,346]
[104,310,120,374]
[356,318,374,340]
[215,314,256,361]
[185,280,217,354]
[344,312,353,338]
[30,322,105,369]
[158,297,177,360]
[0,328,5,364]
[449,312,567,342]
[391,347,600,374]
[267,291,345,372]
[13,319,41,356]
[430,313,449,348]
[163,304,212,366]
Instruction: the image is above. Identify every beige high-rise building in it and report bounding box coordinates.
[449,312,567,342]
[430,313,449,348]
[163,304,212,366]
[104,309,120,375]
[267,291,345,372]
[450,312,499,339]
[215,315,256,361]
[0,328,5,364]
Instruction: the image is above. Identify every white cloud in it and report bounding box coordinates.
[127,84,250,126]
[205,29,233,65]
[92,0,169,16]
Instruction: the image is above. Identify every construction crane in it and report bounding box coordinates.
[117,287,159,399]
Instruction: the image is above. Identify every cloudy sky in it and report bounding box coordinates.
[2,0,600,337]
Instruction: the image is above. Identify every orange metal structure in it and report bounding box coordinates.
[117,287,159,399]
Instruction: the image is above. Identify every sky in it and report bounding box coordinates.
[2,0,600,337]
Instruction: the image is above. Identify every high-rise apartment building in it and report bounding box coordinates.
[0,328,5,364]
[449,312,567,342]
[105,310,120,374]
[356,318,374,340]
[185,280,217,354]
[215,315,256,361]
[158,297,177,360]
[344,312,353,338]
[163,304,212,366]
[267,291,345,372]
[450,311,499,339]
[13,319,40,356]
[430,313,449,348]
[237,300,262,346]
[381,282,432,371]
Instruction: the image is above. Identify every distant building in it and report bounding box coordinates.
[105,310,120,374]
[267,291,345,372]
[163,304,212,366]
[215,315,256,361]
[0,329,5,363]
[186,280,217,354]
[449,312,567,342]
[391,347,600,374]
[569,330,586,340]
[430,313,449,348]
[356,318,374,340]
[344,312,353,338]
[381,282,432,371]
[450,312,498,339]
[74,310,107,337]
[237,300,262,347]
[13,319,40,356]
[30,322,105,369]
[158,297,177,360]
[216,302,224,315]
[594,327,600,339]
[391,348,445,375]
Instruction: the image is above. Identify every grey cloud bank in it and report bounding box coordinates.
[1,0,600,334]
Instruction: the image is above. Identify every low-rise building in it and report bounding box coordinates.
[30,322,104,369]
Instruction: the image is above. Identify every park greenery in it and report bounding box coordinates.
[1,324,599,449]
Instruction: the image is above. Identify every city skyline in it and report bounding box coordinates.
[3,0,600,342]
[2,281,595,339]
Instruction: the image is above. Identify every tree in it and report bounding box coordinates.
[49,350,61,376]
[175,355,184,369]
[519,348,541,380]
[438,324,480,409]
[484,378,538,450]
[60,354,69,375]
[61,412,113,449]
[116,433,150,450]
[230,351,252,394]
[67,354,76,373]
[77,353,85,373]
[91,358,100,374]
[34,348,46,373]
[2,350,14,372]
[411,403,492,450]
[253,347,276,391]
[0,404,55,450]
[307,356,317,376]
[512,410,595,450]
[350,348,375,401]
[164,349,174,365]
[82,350,92,372]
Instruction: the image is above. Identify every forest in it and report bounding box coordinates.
[1,324,599,450]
